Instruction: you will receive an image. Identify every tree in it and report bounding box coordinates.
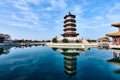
[52,37,58,43]
[87,39,96,43]
[76,40,80,43]
[62,38,69,43]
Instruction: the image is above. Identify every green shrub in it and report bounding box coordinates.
[76,40,80,43]
[62,38,69,43]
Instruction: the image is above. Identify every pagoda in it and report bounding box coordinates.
[61,12,79,37]
[57,12,81,42]
[47,12,95,49]
[106,22,120,45]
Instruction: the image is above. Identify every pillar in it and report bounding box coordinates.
[112,38,115,45]
[119,28,120,32]
[119,53,120,59]
[118,38,120,45]
[113,52,117,59]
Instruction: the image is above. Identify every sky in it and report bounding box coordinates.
[0,0,120,40]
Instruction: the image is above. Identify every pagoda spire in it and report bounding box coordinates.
[68,12,71,14]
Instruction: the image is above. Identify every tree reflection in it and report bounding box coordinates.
[0,46,11,55]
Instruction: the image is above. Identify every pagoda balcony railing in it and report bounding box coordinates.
[65,22,75,24]
[64,19,75,23]
[64,28,76,31]
[64,23,76,27]
[63,32,79,34]
[64,31,76,33]
[65,17,75,20]
[65,26,76,28]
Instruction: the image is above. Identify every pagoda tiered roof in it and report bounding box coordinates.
[64,19,76,23]
[64,24,76,27]
[112,22,120,27]
[106,32,120,37]
[64,28,76,31]
[64,12,76,19]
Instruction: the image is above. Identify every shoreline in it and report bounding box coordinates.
[0,42,46,46]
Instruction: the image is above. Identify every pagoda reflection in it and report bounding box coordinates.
[56,48,82,77]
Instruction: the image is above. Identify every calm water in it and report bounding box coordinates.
[0,45,120,80]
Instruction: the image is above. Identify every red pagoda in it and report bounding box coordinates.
[106,22,120,45]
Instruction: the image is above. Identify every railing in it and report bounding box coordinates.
[46,43,99,49]
[64,22,75,25]
[65,17,74,20]
[109,44,120,48]
[64,31,76,33]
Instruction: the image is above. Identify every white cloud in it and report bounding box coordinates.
[74,1,120,39]
[82,0,88,5]
[8,0,30,11]
[93,16,103,20]
[0,0,50,31]
[1,0,120,40]
[26,0,41,5]
[46,0,67,11]
[50,0,67,9]
[106,2,120,23]
[46,7,53,11]
[108,2,120,14]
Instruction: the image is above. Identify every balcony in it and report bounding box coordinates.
[64,18,75,23]
[64,28,76,31]
[109,44,120,49]
[64,23,76,27]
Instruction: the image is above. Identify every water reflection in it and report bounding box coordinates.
[0,46,11,55]
[52,47,120,79]
[53,48,82,77]
[0,46,120,80]
[108,49,120,74]
[14,44,44,48]
[0,44,44,56]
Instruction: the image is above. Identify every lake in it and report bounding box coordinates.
[0,45,120,80]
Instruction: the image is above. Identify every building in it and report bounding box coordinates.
[106,23,120,46]
[0,36,4,43]
[97,37,109,48]
[0,33,11,43]
[57,12,83,43]
[47,12,99,49]
[61,12,79,37]
[97,37,109,42]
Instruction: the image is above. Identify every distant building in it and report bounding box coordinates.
[97,37,109,48]
[97,37,109,42]
[0,33,11,43]
[0,37,4,43]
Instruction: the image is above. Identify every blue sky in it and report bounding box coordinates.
[0,0,120,40]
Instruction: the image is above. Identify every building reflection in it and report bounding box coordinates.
[54,48,82,77]
[107,49,120,74]
[0,46,12,55]
[0,45,42,56]
[14,44,44,48]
